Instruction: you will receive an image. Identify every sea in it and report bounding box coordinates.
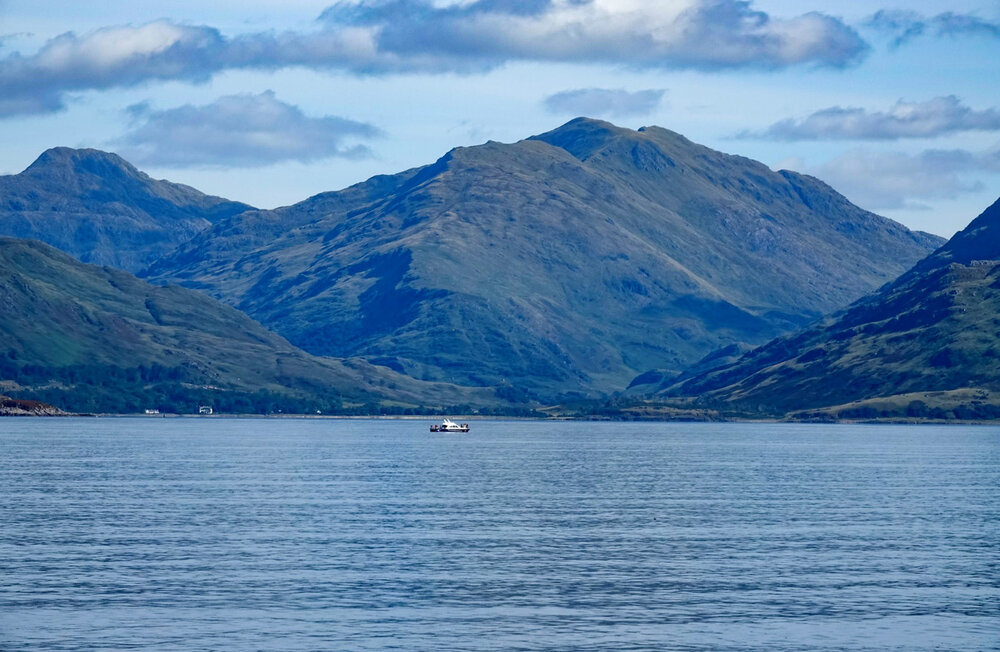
[1,418,997,651]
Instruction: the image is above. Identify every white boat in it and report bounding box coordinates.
[430,418,469,433]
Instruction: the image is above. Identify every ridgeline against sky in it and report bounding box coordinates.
[0,0,997,235]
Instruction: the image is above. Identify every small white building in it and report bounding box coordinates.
[144,409,160,415]
[198,406,213,415]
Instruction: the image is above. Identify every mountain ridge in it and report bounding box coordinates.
[0,147,252,271]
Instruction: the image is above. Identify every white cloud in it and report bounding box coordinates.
[746,96,1000,141]
[326,0,867,69]
[0,21,226,116]
[805,145,1000,210]
[0,1,868,118]
[116,91,380,168]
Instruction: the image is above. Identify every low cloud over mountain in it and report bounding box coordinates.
[118,91,380,168]
[807,144,1000,210]
[543,88,665,118]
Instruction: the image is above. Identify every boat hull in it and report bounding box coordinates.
[430,425,470,432]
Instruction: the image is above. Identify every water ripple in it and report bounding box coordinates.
[1,419,998,650]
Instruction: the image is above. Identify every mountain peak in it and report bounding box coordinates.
[556,116,623,131]
[529,117,636,160]
[922,196,1000,268]
[1,147,252,272]
[530,117,714,169]
[24,147,144,184]
[29,146,133,168]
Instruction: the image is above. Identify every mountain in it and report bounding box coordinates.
[0,148,251,272]
[142,118,943,398]
[0,237,493,413]
[650,198,1000,419]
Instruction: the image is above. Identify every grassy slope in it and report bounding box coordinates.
[792,389,1000,422]
[0,237,495,413]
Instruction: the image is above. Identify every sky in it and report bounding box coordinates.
[0,0,998,236]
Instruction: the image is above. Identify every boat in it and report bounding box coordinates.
[430,418,470,433]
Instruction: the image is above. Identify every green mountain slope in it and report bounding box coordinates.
[652,198,1000,417]
[143,118,943,398]
[0,237,493,413]
[0,148,251,271]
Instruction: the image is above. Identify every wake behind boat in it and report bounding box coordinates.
[430,418,470,433]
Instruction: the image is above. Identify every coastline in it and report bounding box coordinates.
[10,411,999,426]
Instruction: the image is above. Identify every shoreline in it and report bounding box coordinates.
[8,412,1000,426]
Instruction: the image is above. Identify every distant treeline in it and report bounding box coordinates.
[553,394,1000,422]
[0,354,544,416]
[10,382,546,416]
[801,400,1000,421]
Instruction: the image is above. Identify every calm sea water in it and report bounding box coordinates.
[1,418,998,651]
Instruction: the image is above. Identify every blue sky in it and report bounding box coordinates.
[0,0,997,236]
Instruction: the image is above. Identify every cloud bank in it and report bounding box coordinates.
[748,96,1000,141]
[117,91,380,167]
[543,88,665,117]
[807,144,1000,210]
[0,1,869,117]
[319,0,867,69]
[867,10,1000,46]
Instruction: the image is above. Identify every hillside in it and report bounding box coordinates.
[0,237,493,413]
[0,148,251,271]
[143,118,943,398]
[649,198,1000,418]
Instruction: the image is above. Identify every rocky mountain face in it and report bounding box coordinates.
[647,198,1000,417]
[0,237,492,413]
[143,118,943,398]
[0,148,251,271]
